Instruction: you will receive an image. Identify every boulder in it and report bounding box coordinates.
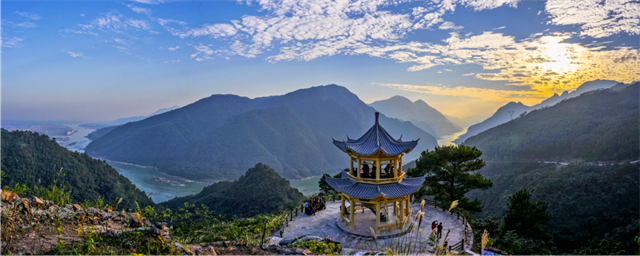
[73,204,83,212]
[194,245,217,255]
[18,199,30,213]
[48,204,60,213]
[31,196,46,210]
[1,190,19,204]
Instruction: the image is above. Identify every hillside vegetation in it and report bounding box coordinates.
[86,84,437,180]
[1,129,154,210]
[465,82,639,161]
[468,161,639,253]
[160,163,306,218]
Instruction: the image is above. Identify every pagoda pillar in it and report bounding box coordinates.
[376,159,380,181]
[349,197,355,230]
[375,202,381,233]
[357,158,361,178]
[350,157,354,174]
[341,194,345,215]
[399,198,404,222]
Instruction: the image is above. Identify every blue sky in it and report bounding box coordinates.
[2,0,639,122]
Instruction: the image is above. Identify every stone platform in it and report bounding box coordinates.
[334,206,415,239]
[279,200,474,253]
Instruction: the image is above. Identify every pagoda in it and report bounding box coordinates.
[325,112,424,233]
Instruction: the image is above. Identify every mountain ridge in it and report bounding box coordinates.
[85,84,438,180]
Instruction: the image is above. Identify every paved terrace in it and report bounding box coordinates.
[278,201,473,254]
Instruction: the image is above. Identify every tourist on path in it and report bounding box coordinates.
[437,222,443,238]
[432,221,438,231]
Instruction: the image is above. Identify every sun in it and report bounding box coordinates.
[538,36,577,73]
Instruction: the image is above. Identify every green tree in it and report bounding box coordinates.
[318,170,344,196]
[408,145,492,213]
[501,188,552,241]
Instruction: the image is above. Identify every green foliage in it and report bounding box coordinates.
[294,239,342,255]
[408,145,492,213]
[145,202,287,245]
[318,170,344,196]
[469,162,640,253]
[3,183,29,196]
[501,188,552,241]
[161,163,306,218]
[1,129,154,210]
[51,228,180,255]
[465,83,639,161]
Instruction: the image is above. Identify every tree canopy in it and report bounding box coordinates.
[408,145,492,213]
[501,188,552,241]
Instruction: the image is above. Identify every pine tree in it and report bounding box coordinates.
[408,145,492,213]
[501,188,552,241]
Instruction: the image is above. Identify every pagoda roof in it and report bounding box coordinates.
[324,170,425,199]
[333,112,419,156]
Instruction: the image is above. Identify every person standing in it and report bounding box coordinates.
[437,222,443,238]
[431,221,438,231]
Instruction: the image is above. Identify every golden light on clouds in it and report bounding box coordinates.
[363,32,639,101]
[376,83,547,105]
[476,34,639,94]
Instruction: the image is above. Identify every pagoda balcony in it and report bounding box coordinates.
[346,171,406,184]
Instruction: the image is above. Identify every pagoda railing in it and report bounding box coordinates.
[346,171,405,184]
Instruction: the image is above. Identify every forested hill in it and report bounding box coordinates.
[85,84,437,180]
[464,82,639,161]
[1,129,154,210]
[454,79,620,144]
[160,163,306,218]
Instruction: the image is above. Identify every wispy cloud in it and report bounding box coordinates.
[190,44,215,61]
[4,21,38,28]
[546,0,640,38]
[167,0,519,61]
[15,11,41,20]
[72,13,151,34]
[168,45,181,51]
[64,51,91,59]
[2,37,24,48]
[439,21,463,30]
[128,5,151,15]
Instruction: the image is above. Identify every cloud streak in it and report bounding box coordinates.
[377,83,549,103]
[546,0,640,38]
[64,51,91,59]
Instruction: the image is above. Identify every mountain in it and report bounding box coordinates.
[464,82,639,161]
[454,101,530,144]
[1,129,154,210]
[85,85,438,180]
[454,80,621,144]
[369,96,462,138]
[80,105,180,129]
[160,163,306,218]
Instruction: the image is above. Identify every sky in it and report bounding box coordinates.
[2,0,639,122]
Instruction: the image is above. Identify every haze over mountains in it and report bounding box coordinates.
[81,105,181,129]
[85,85,438,181]
[369,96,462,138]
[454,80,621,144]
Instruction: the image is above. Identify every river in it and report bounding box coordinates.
[436,127,468,146]
[59,123,321,202]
